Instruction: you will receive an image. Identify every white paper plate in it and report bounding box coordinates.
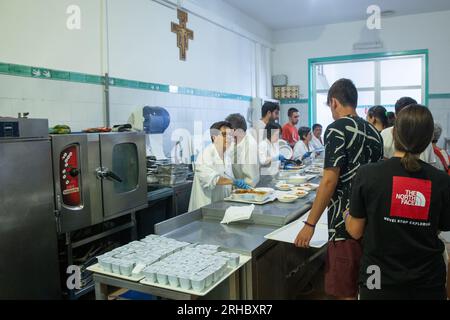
[275,183,294,191]
[279,145,293,159]
[278,195,298,203]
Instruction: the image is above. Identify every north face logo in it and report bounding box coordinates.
[395,190,426,207]
[390,177,431,221]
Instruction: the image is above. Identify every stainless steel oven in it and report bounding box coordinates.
[51,132,148,233]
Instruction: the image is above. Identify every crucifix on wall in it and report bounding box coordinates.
[171,9,194,61]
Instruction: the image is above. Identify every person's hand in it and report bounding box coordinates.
[294,225,315,248]
[302,152,312,160]
[233,179,251,189]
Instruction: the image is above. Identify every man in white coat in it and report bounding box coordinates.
[252,102,280,144]
[311,123,324,151]
[188,121,249,211]
[226,114,261,187]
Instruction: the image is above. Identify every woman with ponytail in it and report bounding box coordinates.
[367,105,389,132]
[345,104,450,300]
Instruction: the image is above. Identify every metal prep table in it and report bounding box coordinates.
[154,174,326,299]
[90,173,325,300]
[92,265,242,300]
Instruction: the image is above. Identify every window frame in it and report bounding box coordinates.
[308,49,429,126]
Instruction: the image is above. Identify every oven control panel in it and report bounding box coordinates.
[60,145,81,206]
[0,121,19,138]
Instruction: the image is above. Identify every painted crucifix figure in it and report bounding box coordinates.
[171,9,194,61]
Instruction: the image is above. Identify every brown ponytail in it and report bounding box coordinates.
[393,104,434,172]
[400,152,421,172]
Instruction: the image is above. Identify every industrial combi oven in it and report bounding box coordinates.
[51,132,148,233]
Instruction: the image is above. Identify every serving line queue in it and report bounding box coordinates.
[187,78,450,300]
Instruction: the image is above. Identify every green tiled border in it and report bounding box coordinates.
[1,61,448,104]
[0,62,252,102]
[0,62,104,85]
[280,98,450,105]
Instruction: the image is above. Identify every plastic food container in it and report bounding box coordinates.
[97,256,112,272]
[120,261,135,276]
[143,267,157,282]
[190,274,207,292]
[178,273,192,290]
[227,253,240,267]
[156,271,169,285]
[197,271,213,288]
[111,260,121,274]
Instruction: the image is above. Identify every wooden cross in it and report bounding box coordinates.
[171,9,194,61]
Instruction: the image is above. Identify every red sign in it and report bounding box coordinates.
[390,176,431,221]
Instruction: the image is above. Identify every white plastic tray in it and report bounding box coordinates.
[139,254,251,296]
[224,194,277,205]
[87,264,145,282]
[264,209,329,248]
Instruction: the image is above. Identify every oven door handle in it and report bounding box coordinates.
[96,167,123,183]
[107,170,123,183]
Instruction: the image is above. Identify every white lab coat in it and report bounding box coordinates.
[311,135,324,151]
[381,127,437,166]
[293,140,314,161]
[259,139,281,176]
[251,119,267,143]
[231,134,260,187]
[188,143,234,212]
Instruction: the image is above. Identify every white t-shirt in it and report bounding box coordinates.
[293,140,314,161]
[380,127,437,166]
[251,119,267,143]
[259,139,280,176]
[310,135,324,153]
[231,134,260,187]
[434,147,450,172]
[188,144,234,211]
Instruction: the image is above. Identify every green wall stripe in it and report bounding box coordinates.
[0,62,105,85]
[0,62,252,102]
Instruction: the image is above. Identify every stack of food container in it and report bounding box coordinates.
[95,235,240,292]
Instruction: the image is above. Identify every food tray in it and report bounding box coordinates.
[224,194,277,205]
[87,264,145,282]
[139,254,251,296]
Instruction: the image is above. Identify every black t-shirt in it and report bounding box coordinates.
[324,115,383,240]
[350,158,450,288]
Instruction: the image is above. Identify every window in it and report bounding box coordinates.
[309,51,427,130]
[112,143,139,193]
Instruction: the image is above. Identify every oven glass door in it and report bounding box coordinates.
[99,133,147,218]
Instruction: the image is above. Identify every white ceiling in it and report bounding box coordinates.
[223,0,450,30]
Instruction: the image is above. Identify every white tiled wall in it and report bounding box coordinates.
[0,75,105,131]
[109,86,250,157]
[0,75,250,158]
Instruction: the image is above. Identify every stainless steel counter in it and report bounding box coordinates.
[156,209,277,256]
[154,172,325,299]
[202,175,320,227]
